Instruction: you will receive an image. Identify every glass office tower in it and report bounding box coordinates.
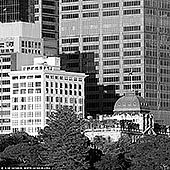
[60,0,170,125]
[0,0,34,23]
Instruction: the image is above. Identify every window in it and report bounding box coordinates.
[123,42,141,48]
[35,96,41,102]
[103,77,119,82]
[83,37,99,42]
[35,89,41,93]
[103,60,119,65]
[123,59,141,65]
[62,5,79,11]
[28,104,33,110]
[62,14,79,19]
[123,1,140,6]
[62,38,79,44]
[13,90,19,94]
[103,44,119,49]
[21,97,26,102]
[123,34,141,40]
[28,89,34,94]
[35,111,41,117]
[123,51,141,56]
[20,83,26,87]
[35,104,41,110]
[20,89,26,94]
[103,11,119,16]
[103,52,119,58]
[103,2,119,8]
[13,83,19,88]
[123,67,141,73]
[83,4,99,9]
[35,82,41,87]
[62,46,79,52]
[123,26,141,31]
[103,35,119,41]
[123,9,141,15]
[83,12,99,17]
[62,0,78,3]
[104,68,119,74]
[83,45,99,50]
[28,96,33,102]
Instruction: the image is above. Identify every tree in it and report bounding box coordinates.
[94,135,132,170]
[128,135,170,170]
[0,132,43,166]
[39,106,90,170]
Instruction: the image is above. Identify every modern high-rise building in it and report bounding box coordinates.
[0,0,35,23]
[59,0,170,124]
[35,0,59,56]
[0,22,43,134]
[10,57,86,136]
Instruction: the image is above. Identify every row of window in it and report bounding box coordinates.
[103,60,119,65]
[123,34,141,40]
[123,42,141,48]
[124,76,141,81]
[12,119,41,126]
[123,51,141,56]
[47,82,82,90]
[12,111,41,118]
[61,1,141,8]
[103,68,119,74]
[62,9,140,19]
[103,52,119,58]
[12,104,41,111]
[62,34,142,44]
[123,26,141,32]
[21,41,41,49]
[12,96,41,103]
[124,84,141,90]
[123,9,140,15]
[13,89,41,95]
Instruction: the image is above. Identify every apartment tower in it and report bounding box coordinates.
[60,0,170,124]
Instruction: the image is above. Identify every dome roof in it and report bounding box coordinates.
[114,92,150,112]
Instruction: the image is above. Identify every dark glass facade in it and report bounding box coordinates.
[60,52,120,118]
[0,0,34,23]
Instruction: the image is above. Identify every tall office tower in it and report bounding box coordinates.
[0,22,43,134]
[34,0,59,56]
[60,0,170,125]
[10,58,86,136]
[0,0,34,23]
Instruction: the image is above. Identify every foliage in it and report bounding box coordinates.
[0,131,35,152]
[0,132,43,166]
[39,106,90,170]
[94,135,132,170]
[128,135,170,170]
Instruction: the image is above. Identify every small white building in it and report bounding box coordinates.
[85,92,154,142]
[10,62,86,136]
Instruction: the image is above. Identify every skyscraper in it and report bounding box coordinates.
[35,0,59,56]
[60,0,170,124]
[0,0,34,23]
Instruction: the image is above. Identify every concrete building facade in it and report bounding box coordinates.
[10,62,86,136]
[0,22,43,134]
[59,0,170,124]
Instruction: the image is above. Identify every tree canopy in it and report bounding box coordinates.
[39,106,90,170]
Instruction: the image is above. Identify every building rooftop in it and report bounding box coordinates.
[114,92,150,112]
